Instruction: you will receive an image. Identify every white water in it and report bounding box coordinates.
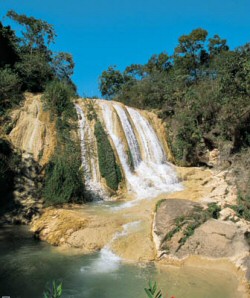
[99,101,183,201]
[75,104,107,198]
[113,103,142,168]
[126,107,165,164]
[82,221,141,274]
[75,100,182,201]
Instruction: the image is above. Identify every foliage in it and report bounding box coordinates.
[161,203,221,251]
[99,28,250,166]
[144,281,163,298]
[15,52,53,92]
[0,10,76,113]
[99,66,126,99]
[0,67,22,113]
[229,193,250,221]
[7,10,56,54]
[155,199,166,212]
[42,79,76,117]
[42,80,84,205]
[43,145,85,206]
[43,281,62,298]
[0,21,19,68]
[94,121,122,190]
[0,11,83,206]
[51,52,75,83]
[85,99,98,121]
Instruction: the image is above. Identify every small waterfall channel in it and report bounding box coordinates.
[75,99,182,201]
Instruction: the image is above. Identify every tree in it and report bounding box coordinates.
[145,52,172,74]
[42,80,76,117]
[0,22,19,68]
[99,66,125,99]
[7,10,56,55]
[3,10,75,93]
[209,34,229,57]
[0,67,22,112]
[14,52,53,92]
[51,52,75,82]
[174,28,209,80]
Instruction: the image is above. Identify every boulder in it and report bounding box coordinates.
[153,199,249,261]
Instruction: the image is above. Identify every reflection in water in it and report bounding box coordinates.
[0,225,241,298]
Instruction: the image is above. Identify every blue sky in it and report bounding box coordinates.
[1,0,250,96]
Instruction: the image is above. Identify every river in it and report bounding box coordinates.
[0,224,241,298]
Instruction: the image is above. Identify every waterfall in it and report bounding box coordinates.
[113,103,141,168]
[75,104,106,198]
[75,100,182,201]
[126,107,165,164]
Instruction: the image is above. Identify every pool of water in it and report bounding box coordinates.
[0,225,242,298]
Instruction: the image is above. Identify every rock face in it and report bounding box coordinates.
[0,93,57,224]
[153,199,249,261]
[177,218,248,258]
[9,93,56,166]
[31,208,125,253]
[1,152,44,224]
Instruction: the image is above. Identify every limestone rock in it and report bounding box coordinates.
[153,199,249,261]
[153,199,202,254]
[9,93,56,166]
[176,219,249,259]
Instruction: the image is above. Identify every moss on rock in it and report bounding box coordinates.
[94,121,122,191]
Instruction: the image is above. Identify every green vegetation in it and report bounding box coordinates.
[228,193,250,221]
[42,82,85,206]
[94,121,122,190]
[85,99,98,121]
[99,28,250,166]
[99,28,250,216]
[126,148,134,171]
[0,10,86,206]
[0,139,23,217]
[162,203,221,251]
[144,281,163,298]
[154,199,166,212]
[43,281,62,298]
[43,147,85,205]
[42,80,76,118]
[0,10,75,114]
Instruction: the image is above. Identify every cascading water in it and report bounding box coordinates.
[98,101,183,201]
[76,100,182,202]
[75,104,107,198]
[113,103,142,168]
[126,107,165,164]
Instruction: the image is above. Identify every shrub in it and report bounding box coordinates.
[0,67,22,113]
[42,80,76,117]
[94,120,122,190]
[43,147,85,205]
[43,280,62,298]
[15,52,53,92]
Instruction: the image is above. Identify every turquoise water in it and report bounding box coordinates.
[0,225,241,298]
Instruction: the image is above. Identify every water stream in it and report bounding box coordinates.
[0,225,242,298]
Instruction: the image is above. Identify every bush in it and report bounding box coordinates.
[42,80,76,117]
[94,121,122,190]
[0,67,22,113]
[43,147,85,205]
[15,52,53,92]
